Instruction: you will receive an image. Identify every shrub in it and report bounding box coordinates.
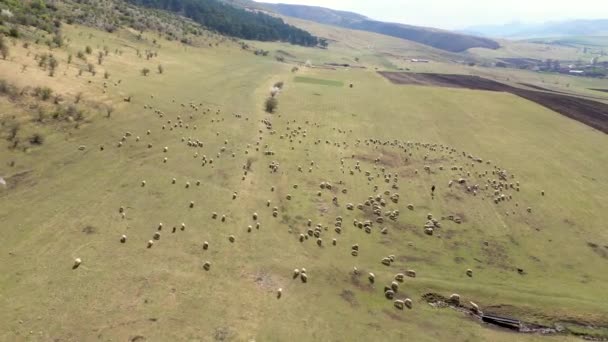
[0,36,9,60]
[34,87,53,101]
[274,81,284,89]
[48,55,58,77]
[104,71,110,79]
[77,51,85,60]
[265,97,278,113]
[29,133,45,145]
[158,64,163,74]
[141,67,150,76]
[7,122,21,141]
[8,27,19,38]
[85,46,92,54]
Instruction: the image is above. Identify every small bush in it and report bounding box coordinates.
[85,46,92,54]
[141,67,150,76]
[34,87,53,101]
[8,27,19,38]
[0,36,9,60]
[29,133,45,145]
[158,64,163,74]
[265,97,278,113]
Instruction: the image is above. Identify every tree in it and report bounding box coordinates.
[265,97,278,113]
[141,68,150,76]
[0,36,9,60]
[48,55,58,77]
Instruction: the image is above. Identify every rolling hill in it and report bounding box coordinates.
[464,19,608,39]
[1,0,608,341]
[253,3,500,52]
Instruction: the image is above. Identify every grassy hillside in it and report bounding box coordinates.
[259,2,500,52]
[0,15,607,342]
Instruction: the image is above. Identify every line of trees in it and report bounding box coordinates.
[126,0,321,46]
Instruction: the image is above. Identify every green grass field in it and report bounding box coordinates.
[294,76,344,86]
[0,21,607,342]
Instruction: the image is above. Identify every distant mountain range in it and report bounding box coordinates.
[228,2,500,52]
[462,19,608,39]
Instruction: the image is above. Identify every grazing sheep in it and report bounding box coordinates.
[300,273,308,283]
[381,258,391,266]
[203,261,211,271]
[73,258,82,268]
[470,301,481,314]
[404,298,412,309]
[394,299,405,310]
[391,281,399,292]
[368,273,375,283]
[316,238,323,246]
[394,273,405,282]
[120,235,127,243]
[385,289,395,299]
[466,269,473,277]
[153,232,161,240]
[448,294,460,305]
[406,270,416,278]
[203,241,209,250]
[189,201,195,208]
[293,269,300,278]
[147,240,154,248]
[277,288,282,299]
[141,180,146,187]
[253,212,258,220]
[229,235,235,243]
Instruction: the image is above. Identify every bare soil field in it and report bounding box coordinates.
[379,72,608,133]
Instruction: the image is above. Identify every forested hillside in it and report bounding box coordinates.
[126,0,321,46]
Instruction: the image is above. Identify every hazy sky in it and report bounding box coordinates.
[258,0,608,29]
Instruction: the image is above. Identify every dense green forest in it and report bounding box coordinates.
[125,0,321,46]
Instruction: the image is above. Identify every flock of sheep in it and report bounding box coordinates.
[73,88,540,317]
